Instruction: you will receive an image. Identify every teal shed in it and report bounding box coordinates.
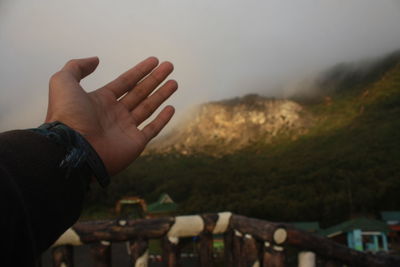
[318,217,390,252]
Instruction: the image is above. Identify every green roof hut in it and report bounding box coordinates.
[318,217,390,252]
[146,193,178,218]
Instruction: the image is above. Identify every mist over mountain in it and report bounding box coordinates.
[147,50,400,156]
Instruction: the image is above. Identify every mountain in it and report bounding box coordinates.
[86,50,400,226]
[147,95,313,155]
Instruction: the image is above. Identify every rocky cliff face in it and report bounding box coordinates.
[148,94,313,155]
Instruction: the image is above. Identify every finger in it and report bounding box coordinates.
[60,57,100,81]
[142,106,175,142]
[100,57,159,98]
[131,79,178,125]
[120,61,174,110]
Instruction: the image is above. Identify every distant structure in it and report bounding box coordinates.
[318,217,390,252]
[381,211,400,225]
[381,211,400,250]
[146,193,178,218]
[115,196,147,219]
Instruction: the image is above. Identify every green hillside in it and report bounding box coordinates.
[84,51,400,226]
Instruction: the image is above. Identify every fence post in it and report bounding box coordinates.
[324,260,342,267]
[162,236,180,267]
[90,241,111,267]
[224,230,234,267]
[198,213,220,267]
[233,230,244,267]
[263,243,285,267]
[242,234,261,267]
[129,237,149,267]
[298,251,316,267]
[52,245,74,267]
[198,232,214,266]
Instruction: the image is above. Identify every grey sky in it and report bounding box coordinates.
[1,0,400,131]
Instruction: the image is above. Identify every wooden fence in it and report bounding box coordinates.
[49,212,400,267]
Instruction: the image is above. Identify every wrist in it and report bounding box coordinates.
[83,135,114,174]
[30,121,111,187]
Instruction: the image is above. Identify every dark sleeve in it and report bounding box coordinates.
[0,130,90,263]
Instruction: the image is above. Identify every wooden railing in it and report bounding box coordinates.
[49,212,400,267]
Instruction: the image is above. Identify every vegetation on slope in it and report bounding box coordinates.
[83,51,400,226]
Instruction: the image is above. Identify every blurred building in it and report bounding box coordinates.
[381,211,400,250]
[318,218,390,253]
[146,193,178,218]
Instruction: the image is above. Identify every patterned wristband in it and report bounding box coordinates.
[30,121,110,187]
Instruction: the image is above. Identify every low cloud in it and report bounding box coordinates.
[1,0,400,131]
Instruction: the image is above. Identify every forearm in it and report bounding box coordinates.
[0,130,90,256]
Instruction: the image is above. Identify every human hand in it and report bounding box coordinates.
[45,57,177,175]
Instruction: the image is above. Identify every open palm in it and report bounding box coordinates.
[45,57,177,175]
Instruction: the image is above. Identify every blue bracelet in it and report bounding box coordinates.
[30,121,110,188]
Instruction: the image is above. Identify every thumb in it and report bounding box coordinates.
[61,57,100,81]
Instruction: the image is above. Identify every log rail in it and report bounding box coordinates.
[49,212,400,267]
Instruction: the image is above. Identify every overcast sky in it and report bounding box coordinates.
[1,0,400,131]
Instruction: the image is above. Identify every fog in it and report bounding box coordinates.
[1,0,400,131]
